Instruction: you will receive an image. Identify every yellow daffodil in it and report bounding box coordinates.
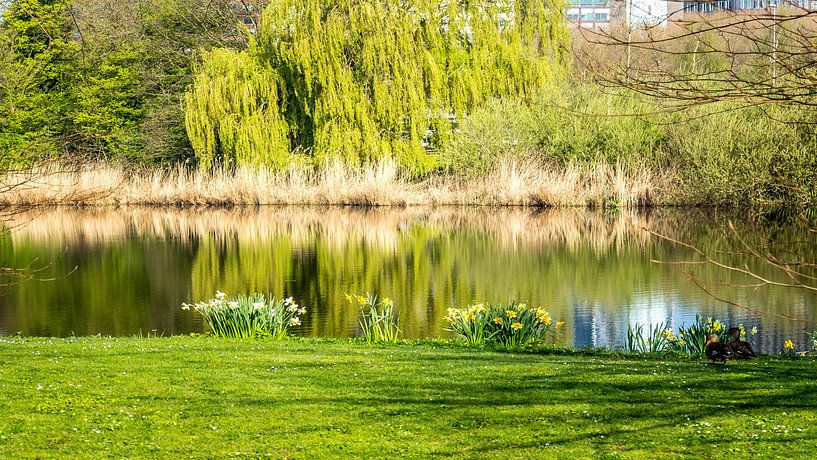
[511,322,523,331]
[506,310,517,319]
[494,317,504,325]
[784,340,795,350]
[556,321,565,329]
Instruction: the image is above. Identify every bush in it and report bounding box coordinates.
[182,292,305,339]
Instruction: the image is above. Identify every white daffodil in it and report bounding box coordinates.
[290,317,301,326]
[216,291,227,299]
[253,302,265,310]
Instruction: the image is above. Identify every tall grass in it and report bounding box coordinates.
[0,159,667,207]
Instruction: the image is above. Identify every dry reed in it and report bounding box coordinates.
[0,159,673,208]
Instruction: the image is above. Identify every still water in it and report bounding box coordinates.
[0,207,814,352]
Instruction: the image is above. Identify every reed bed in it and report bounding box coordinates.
[0,159,672,208]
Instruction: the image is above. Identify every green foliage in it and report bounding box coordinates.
[625,316,758,356]
[185,0,569,172]
[0,0,250,164]
[182,291,306,339]
[348,293,400,343]
[444,82,817,208]
[626,322,670,354]
[445,302,562,348]
[443,83,668,176]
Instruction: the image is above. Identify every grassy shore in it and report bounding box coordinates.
[1,337,815,458]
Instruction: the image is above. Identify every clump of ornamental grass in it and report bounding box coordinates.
[182,291,305,339]
[347,293,400,343]
[444,302,564,348]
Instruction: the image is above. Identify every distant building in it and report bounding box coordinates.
[680,0,814,13]
[567,0,673,29]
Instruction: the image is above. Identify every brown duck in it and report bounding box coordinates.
[725,327,756,359]
[705,334,732,363]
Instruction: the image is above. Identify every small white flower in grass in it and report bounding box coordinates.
[216,291,227,299]
[284,297,294,305]
[290,317,301,326]
[253,302,265,310]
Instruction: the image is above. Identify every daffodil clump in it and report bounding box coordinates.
[664,315,756,356]
[444,302,563,347]
[182,292,305,339]
[347,293,400,343]
[627,315,758,356]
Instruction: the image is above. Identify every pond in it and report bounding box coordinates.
[0,207,814,352]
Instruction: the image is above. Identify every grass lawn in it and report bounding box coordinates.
[1,337,816,458]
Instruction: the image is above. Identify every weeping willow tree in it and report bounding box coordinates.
[185,0,569,173]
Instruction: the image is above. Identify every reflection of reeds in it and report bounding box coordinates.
[5,206,671,253]
[0,159,672,207]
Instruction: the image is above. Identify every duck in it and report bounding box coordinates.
[725,327,756,359]
[705,334,732,363]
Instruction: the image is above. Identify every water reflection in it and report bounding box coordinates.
[0,207,814,352]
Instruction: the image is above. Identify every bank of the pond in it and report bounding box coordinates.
[1,337,816,458]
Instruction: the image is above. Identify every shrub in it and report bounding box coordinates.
[182,291,305,339]
[445,302,563,348]
[347,293,400,343]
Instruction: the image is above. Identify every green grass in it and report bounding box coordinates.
[1,337,816,458]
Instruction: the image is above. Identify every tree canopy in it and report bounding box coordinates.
[185,0,569,173]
